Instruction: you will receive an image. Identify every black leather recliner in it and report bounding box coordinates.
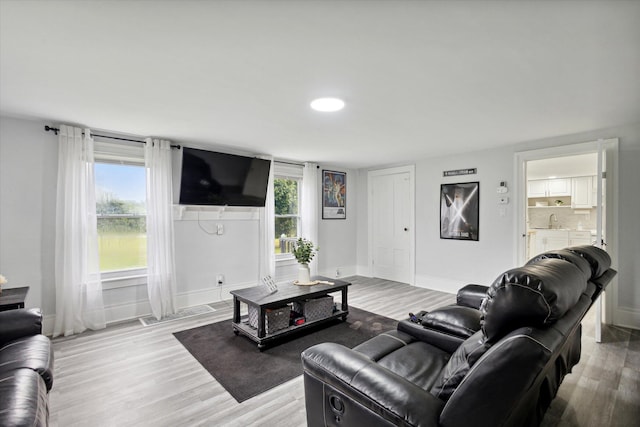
[301,246,616,427]
[0,308,54,427]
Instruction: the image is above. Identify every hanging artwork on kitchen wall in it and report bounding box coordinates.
[440,181,479,241]
[322,170,346,219]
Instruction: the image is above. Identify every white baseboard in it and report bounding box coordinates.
[319,265,358,280]
[355,264,370,277]
[42,280,257,336]
[413,274,465,295]
[614,306,640,330]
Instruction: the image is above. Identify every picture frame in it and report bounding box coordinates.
[322,170,346,219]
[440,181,479,241]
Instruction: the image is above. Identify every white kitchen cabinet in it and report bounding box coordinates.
[569,231,592,246]
[528,178,571,198]
[533,230,569,256]
[528,180,549,198]
[571,176,594,208]
[547,179,571,196]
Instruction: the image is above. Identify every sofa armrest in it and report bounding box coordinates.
[456,284,488,308]
[302,343,444,427]
[0,309,43,347]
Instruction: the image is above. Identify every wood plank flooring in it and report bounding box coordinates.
[49,277,639,426]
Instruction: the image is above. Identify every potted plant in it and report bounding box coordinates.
[292,238,318,284]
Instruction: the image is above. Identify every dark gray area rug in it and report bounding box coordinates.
[173,306,398,403]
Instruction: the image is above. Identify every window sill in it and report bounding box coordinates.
[276,256,298,266]
[101,268,147,290]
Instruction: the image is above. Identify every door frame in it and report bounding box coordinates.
[367,165,416,285]
[514,139,619,325]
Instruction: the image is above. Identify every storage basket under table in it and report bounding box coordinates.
[248,304,291,334]
[293,296,334,322]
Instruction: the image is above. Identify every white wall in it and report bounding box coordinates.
[356,122,640,329]
[317,165,358,279]
[0,115,360,331]
[0,116,57,314]
[3,115,637,329]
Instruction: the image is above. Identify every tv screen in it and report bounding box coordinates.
[178,147,271,207]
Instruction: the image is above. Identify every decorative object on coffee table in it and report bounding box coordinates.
[0,274,6,295]
[292,238,318,284]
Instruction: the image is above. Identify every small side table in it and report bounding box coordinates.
[0,286,29,311]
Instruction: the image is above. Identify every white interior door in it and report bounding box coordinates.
[369,166,414,284]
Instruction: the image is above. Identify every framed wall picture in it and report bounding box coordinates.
[440,181,479,241]
[322,170,346,219]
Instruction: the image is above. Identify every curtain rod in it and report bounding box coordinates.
[44,126,181,149]
[274,159,321,168]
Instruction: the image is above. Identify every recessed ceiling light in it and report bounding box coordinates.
[310,97,345,112]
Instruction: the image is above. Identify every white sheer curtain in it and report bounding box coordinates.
[301,162,319,276]
[54,125,106,337]
[260,158,276,278]
[145,138,177,320]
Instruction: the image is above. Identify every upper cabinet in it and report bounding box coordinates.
[571,176,594,208]
[528,178,571,198]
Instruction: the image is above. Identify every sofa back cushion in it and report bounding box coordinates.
[526,249,592,282]
[480,258,586,344]
[567,245,612,279]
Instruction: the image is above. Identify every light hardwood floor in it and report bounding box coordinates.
[49,277,639,426]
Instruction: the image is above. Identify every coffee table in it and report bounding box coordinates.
[230,276,350,349]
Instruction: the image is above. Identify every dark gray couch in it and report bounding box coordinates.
[301,246,616,427]
[0,308,54,427]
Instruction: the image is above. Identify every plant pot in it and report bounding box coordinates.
[298,263,311,284]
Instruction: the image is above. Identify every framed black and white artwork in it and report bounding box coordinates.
[440,182,479,241]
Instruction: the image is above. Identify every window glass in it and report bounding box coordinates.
[274,177,300,255]
[95,163,147,271]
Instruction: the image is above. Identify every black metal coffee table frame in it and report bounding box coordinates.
[231,276,350,350]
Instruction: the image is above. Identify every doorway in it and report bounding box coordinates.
[368,165,415,285]
[515,139,619,340]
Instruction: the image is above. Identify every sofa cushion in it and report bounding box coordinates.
[353,330,416,361]
[430,330,488,401]
[481,258,586,343]
[422,305,481,339]
[526,249,592,282]
[0,335,54,391]
[568,245,611,279]
[354,330,450,391]
[0,369,49,427]
[376,341,450,391]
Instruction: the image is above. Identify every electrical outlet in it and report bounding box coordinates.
[216,274,224,286]
[335,268,341,278]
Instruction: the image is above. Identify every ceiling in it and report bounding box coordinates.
[1,1,639,169]
[527,153,597,180]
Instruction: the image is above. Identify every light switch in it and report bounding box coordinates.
[217,224,224,235]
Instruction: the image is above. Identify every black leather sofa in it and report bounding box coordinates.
[0,308,54,427]
[301,246,616,427]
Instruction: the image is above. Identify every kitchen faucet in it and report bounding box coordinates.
[548,213,558,229]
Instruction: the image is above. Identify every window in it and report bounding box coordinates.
[274,163,303,258]
[93,141,147,277]
[95,163,147,272]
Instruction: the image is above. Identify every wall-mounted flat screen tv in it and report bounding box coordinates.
[178,147,271,207]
